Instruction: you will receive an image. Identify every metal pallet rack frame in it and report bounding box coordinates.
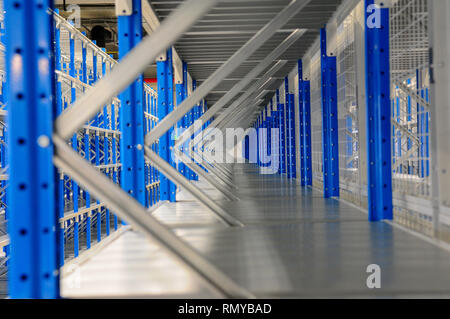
[0,3,161,294]
[252,0,450,232]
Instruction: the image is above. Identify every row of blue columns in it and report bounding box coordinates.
[157,49,176,202]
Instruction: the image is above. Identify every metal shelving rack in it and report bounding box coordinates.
[0,4,161,294]
[2,0,450,299]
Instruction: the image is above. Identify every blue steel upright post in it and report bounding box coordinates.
[118,0,146,207]
[5,0,59,298]
[320,28,339,198]
[364,0,393,221]
[298,60,312,186]
[267,103,272,166]
[181,62,191,179]
[157,49,176,202]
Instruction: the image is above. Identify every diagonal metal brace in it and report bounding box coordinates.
[52,135,252,298]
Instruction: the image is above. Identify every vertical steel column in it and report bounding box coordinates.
[429,0,450,237]
[111,96,119,230]
[257,116,261,166]
[182,62,191,179]
[194,99,207,173]
[267,103,272,166]
[81,40,92,250]
[6,0,59,298]
[284,79,290,175]
[118,0,146,207]
[95,130,101,241]
[84,130,91,249]
[298,60,312,186]
[157,49,176,202]
[260,110,265,167]
[92,46,101,238]
[289,93,297,178]
[144,90,149,207]
[285,77,296,179]
[364,1,392,221]
[191,80,199,181]
[175,75,186,177]
[277,89,286,174]
[0,0,7,259]
[417,69,429,178]
[69,32,80,257]
[320,28,339,198]
[263,109,268,167]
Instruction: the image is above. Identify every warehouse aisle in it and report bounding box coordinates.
[62,164,450,298]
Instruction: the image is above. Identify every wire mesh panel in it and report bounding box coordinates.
[390,0,433,236]
[310,51,323,189]
[336,10,360,205]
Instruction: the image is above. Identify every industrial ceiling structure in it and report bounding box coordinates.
[55,0,343,106]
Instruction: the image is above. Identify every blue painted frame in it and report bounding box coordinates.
[364,0,393,221]
[175,81,186,177]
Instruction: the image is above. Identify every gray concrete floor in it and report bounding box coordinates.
[62,164,450,298]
